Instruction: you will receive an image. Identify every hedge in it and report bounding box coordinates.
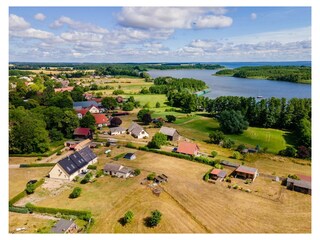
[10,144,65,157]
[9,178,45,206]
[9,191,27,206]
[25,203,92,221]
[87,165,97,170]
[9,206,29,214]
[20,163,55,168]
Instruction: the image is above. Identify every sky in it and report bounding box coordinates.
[9,7,311,62]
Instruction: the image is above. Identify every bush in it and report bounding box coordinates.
[288,174,300,180]
[37,156,42,161]
[225,177,231,183]
[113,89,124,95]
[244,179,252,184]
[25,183,36,194]
[232,184,239,189]
[155,102,161,108]
[20,163,55,168]
[147,132,167,149]
[81,172,93,184]
[9,206,29,214]
[134,169,141,176]
[69,187,82,199]
[222,139,235,149]
[96,169,104,178]
[122,102,135,111]
[236,144,246,152]
[123,211,134,225]
[56,150,62,156]
[211,151,218,158]
[87,165,97,170]
[278,146,297,157]
[148,210,162,227]
[73,176,80,182]
[203,173,209,182]
[9,191,27,206]
[208,130,225,144]
[126,142,136,149]
[166,115,176,123]
[147,172,156,180]
[232,151,242,160]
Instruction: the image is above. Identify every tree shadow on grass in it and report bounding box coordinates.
[143,217,153,228]
[283,131,298,146]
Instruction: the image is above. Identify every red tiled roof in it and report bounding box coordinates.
[76,108,89,116]
[73,127,91,136]
[235,165,258,175]
[297,174,311,182]
[176,141,199,155]
[210,169,221,175]
[93,114,108,124]
[54,87,74,92]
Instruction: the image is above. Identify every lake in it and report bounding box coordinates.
[148,68,311,99]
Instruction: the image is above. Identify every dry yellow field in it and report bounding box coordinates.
[25,147,310,233]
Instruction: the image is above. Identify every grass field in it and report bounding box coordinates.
[122,94,167,108]
[173,116,291,153]
[28,147,310,233]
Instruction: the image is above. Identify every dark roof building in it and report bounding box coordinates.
[51,219,77,233]
[124,153,136,160]
[159,126,180,141]
[287,176,311,195]
[210,169,227,180]
[73,101,99,108]
[73,127,92,139]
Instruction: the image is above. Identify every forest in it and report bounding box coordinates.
[215,66,311,83]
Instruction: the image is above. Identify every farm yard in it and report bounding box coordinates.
[12,146,311,233]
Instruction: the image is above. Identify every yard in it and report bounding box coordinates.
[23,147,311,233]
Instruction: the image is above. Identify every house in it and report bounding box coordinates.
[75,108,89,119]
[51,219,77,234]
[83,93,93,100]
[109,126,126,135]
[73,127,93,139]
[93,114,108,128]
[103,163,133,178]
[88,105,100,114]
[234,165,259,181]
[220,160,240,168]
[210,169,227,181]
[73,101,99,109]
[127,122,149,139]
[73,139,91,151]
[124,153,136,160]
[286,175,311,195]
[159,126,181,141]
[176,141,200,156]
[49,146,97,181]
[107,138,118,146]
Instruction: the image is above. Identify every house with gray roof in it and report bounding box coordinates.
[159,126,180,141]
[51,219,77,233]
[287,177,311,195]
[127,122,149,139]
[104,163,133,178]
[109,126,126,135]
[73,101,99,109]
[234,165,259,181]
[49,146,97,181]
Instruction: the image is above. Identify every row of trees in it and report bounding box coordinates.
[215,65,311,83]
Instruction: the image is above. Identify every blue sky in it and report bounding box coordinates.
[9,7,311,62]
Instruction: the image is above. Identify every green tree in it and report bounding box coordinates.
[9,107,50,154]
[123,211,134,225]
[137,109,150,122]
[148,210,162,227]
[232,151,242,159]
[25,183,36,194]
[208,130,225,144]
[110,117,122,127]
[211,151,218,158]
[102,97,118,110]
[80,112,96,130]
[147,132,167,149]
[155,102,161,108]
[142,113,152,125]
[69,187,82,199]
[134,169,141,176]
[166,115,176,123]
[296,118,311,148]
[222,138,235,149]
[279,146,297,157]
[218,110,249,134]
[122,102,134,111]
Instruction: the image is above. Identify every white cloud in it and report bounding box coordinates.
[51,16,108,34]
[60,31,104,42]
[193,15,233,29]
[9,14,30,30]
[10,28,54,39]
[251,13,257,20]
[34,13,46,21]
[117,7,232,29]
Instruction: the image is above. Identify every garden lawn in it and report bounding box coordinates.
[122,94,167,108]
[174,117,291,153]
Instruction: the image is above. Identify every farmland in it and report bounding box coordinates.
[25,147,310,233]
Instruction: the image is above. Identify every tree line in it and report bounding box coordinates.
[215,65,311,83]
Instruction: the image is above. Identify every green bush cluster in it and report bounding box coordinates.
[9,206,29,214]
[87,165,97,170]
[69,187,82,199]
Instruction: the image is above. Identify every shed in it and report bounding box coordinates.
[159,126,181,141]
[234,165,259,181]
[124,153,136,160]
[210,169,227,180]
[287,177,311,195]
[51,219,77,233]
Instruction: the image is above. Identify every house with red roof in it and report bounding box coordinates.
[93,114,109,128]
[210,169,227,181]
[75,109,89,119]
[73,127,93,139]
[234,165,259,181]
[176,141,200,156]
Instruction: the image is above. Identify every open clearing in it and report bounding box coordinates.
[28,147,310,233]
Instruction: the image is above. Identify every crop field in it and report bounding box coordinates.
[23,147,311,233]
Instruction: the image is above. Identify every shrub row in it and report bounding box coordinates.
[20,163,55,168]
[10,145,65,157]
[25,203,92,221]
[87,165,97,170]
[9,191,27,206]
[9,206,29,214]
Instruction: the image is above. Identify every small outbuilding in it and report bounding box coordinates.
[109,126,126,135]
[73,127,93,139]
[123,153,136,160]
[210,169,227,181]
[159,126,181,141]
[286,176,311,195]
[51,219,77,234]
[103,163,133,178]
[234,165,259,181]
[154,174,168,184]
